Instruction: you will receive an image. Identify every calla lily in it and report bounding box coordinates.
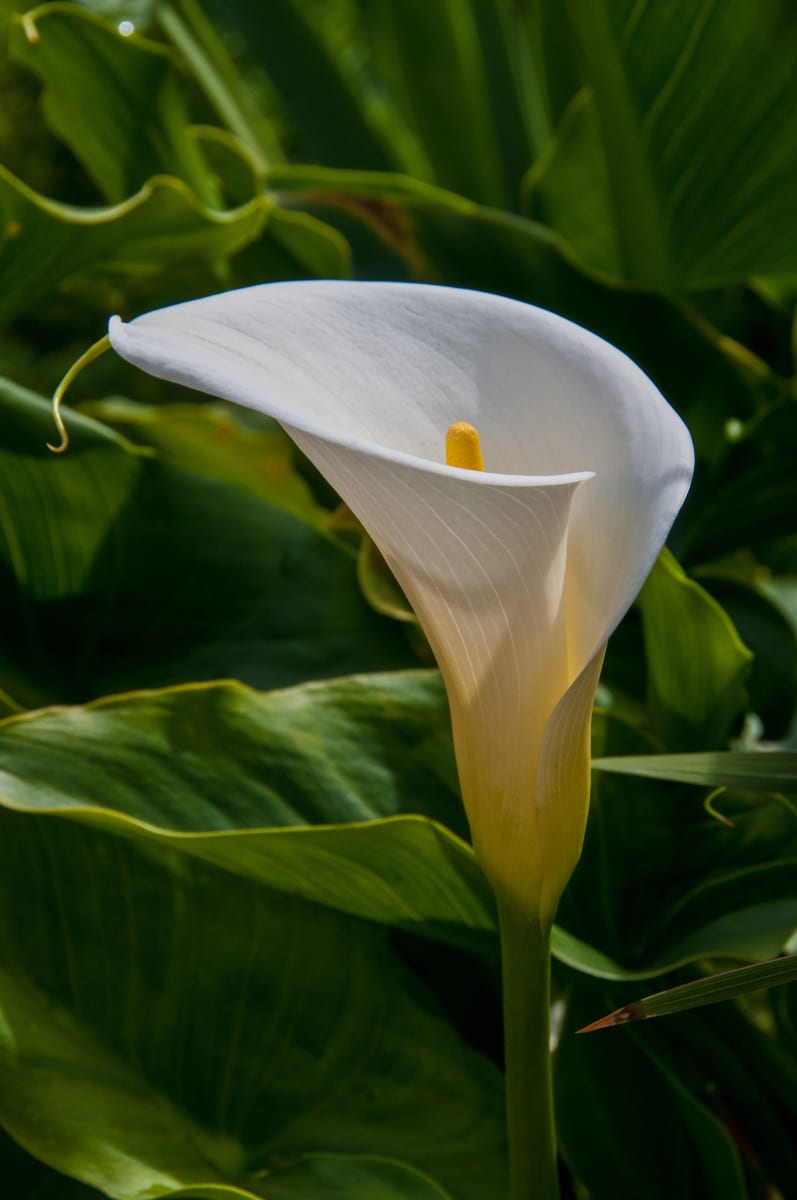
[107,280,693,929]
[103,281,693,1200]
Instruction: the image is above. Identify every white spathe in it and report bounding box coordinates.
[108,281,694,926]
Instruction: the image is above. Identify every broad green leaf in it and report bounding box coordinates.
[0,380,414,707]
[524,87,618,277]
[0,692,22,719]
[155,0,284,171]
[11,3,218,206]
[0,674,491,946]
[358,0,506,206]
[655,888,797,967]
[559,967,797,1196]
[631,1042,747,1200]
[78,399,328,526]
[556,990,747,1200]
[681,455,797,564]
[0,812,506,1199]
[205,0,411,173]
[0,1128,104,1199]
[224,1154,453,1199]
[591,777,797,974]
[188,125,265,208]
[576,896,797,977]
[581,954,797,1030]
[659,1002,797,1195]
[232,205,351,287]
[468,1,536,199]
[695,574,797,738]
[593,750,797,792]
[184,127,347,275]
[493,0,581,154]
[557,0,797,288]
[638,549,753,749]
[0,165,267,322]
[0,670,791,981]
[170,1159,455,1198]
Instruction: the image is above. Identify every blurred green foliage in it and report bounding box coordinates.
[0,1,795,1197]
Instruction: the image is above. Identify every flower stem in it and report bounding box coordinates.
[498,899,560,1200]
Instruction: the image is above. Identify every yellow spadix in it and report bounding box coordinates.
[445,422,485,471]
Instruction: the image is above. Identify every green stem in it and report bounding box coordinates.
[498,899,560,1200]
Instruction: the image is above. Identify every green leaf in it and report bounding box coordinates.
[358,0,507,206]
[11,3,218,206]
[205,0,409,173]
[571,712,797,977]
[0,811,506,1199]
[556,989,747,1200]
[78,398,328,526]
[232,205,352,288]
[0,165,267,322]
[358,535,419,625]
[0,668,790,982]
[241,1154,454,1199]
[523,87,619,277]
[638,548,753,749]
[188,125,265,207]
[493,0,581,154]
[0,673,495,945]
[682,455,797,564]
[695,574,797,738]
[593,750,797,792]
[0,380,414,707]
[0,1128,105,1199]
[559,0,797,288]
[468,1,537,198]
[661,1002,797,1194]
[155,0,284,172]
[580,954,797,1030]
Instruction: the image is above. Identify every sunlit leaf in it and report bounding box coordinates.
[11,3,217,205]
[524,87,618,276]
[541,0,797,288]
[0,166,267,321]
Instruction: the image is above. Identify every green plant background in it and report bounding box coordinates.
[0,2,795,1197]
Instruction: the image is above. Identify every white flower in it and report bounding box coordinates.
[109,281,693,927]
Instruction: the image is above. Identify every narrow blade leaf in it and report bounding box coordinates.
[592,751,797,793]
[580,955,797,1031]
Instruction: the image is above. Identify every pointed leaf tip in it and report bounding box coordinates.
[577,1006,638,1033]
[579,955,797,1031]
